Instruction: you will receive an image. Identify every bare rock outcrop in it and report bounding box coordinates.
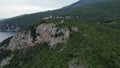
[36,23,70,47]
[7,23,71,51]
[7,31,34,51]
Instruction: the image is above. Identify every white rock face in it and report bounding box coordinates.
[7,23,70,51]
[36,23,70,47]
[7,31,34,51]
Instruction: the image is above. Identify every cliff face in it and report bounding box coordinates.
[7,23,71,51]
[36,23,70,47]
[7,31,33,51]
[0,23,78,67]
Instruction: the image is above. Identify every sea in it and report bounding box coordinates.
[0,32,15,43]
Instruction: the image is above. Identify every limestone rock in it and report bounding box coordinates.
[7,23,70,51]
[7,31,33,51]
[36,23,70,47]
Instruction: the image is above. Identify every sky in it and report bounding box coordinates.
[0,0,79,18]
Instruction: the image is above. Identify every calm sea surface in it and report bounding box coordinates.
[0,32,15,43]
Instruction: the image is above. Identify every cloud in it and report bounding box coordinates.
[0,0,79,18]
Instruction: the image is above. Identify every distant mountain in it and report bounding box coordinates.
[63,0,120,18]
[62,0,102,10]
[0,0,119,28]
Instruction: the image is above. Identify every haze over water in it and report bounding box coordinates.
[0,32,14,43]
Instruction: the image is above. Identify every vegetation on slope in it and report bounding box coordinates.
[63,0,120,21]
[2,19,120,68]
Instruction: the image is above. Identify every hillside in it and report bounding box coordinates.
[0,0,120,28]
[0,19,120,68]
[62,0,103,10]
[63,0,120,20]
[0,0,120,68]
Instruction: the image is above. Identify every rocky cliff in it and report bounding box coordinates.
[0,23,78,67]
[7,23,73,51]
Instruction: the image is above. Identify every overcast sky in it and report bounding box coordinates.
[0,0,78,18]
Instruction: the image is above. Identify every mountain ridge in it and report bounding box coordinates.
[0,0,119,29]
[62,0,103,10]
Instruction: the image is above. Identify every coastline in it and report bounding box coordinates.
[0,32,15,43]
